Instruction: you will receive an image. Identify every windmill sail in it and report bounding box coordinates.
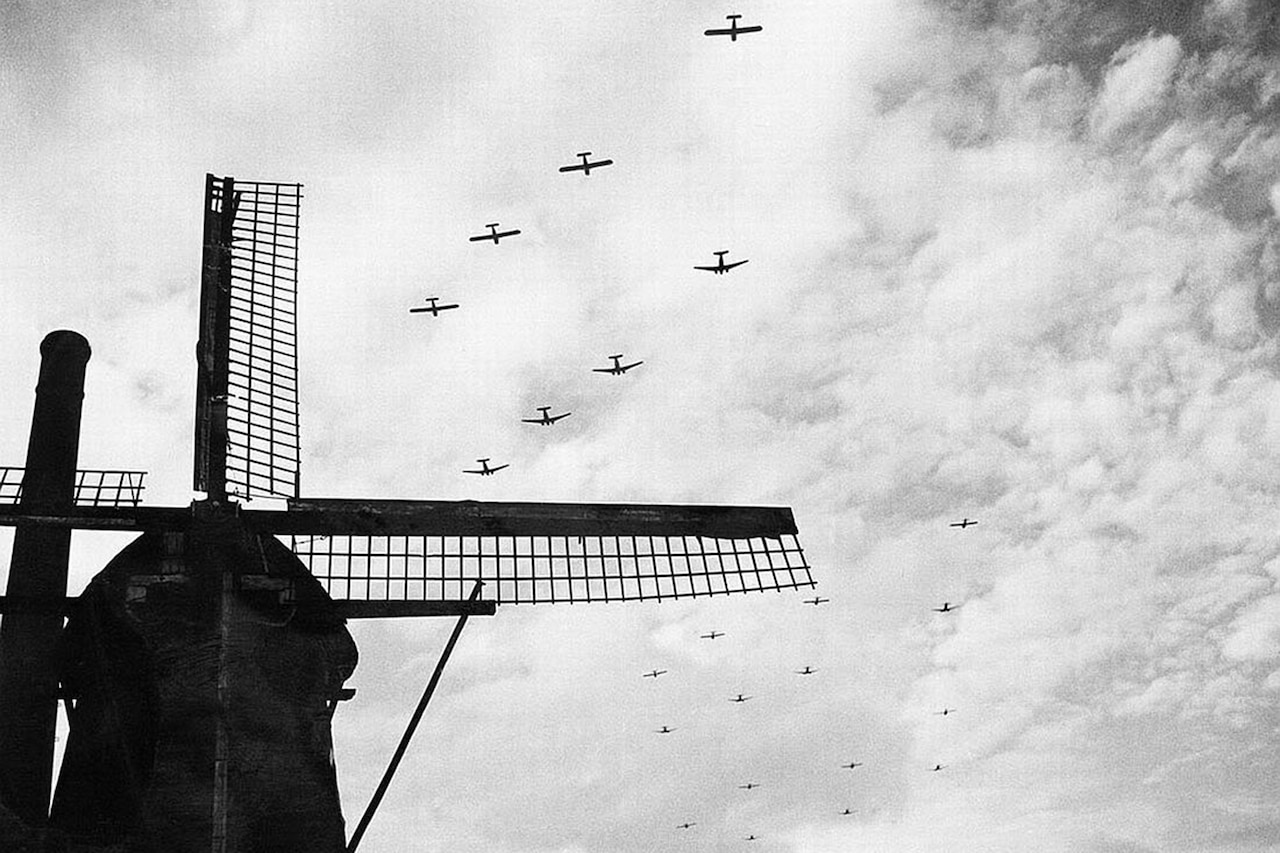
[0,467,146,507]
[195,175,302,502]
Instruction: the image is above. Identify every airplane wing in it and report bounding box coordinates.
[693,265,720,272]
[591,367,614,373]
[591,159,614,169]
[704,27,732,36]
[737,25,763,34]
[722,259,748,271]
[468,234,491,242]
[558,164,584,173]
[549,413,571,423]
[489,464,509,473]
[621,361,643,371]
[520,418,543,424]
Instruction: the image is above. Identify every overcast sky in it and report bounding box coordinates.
[3,0,1280,851]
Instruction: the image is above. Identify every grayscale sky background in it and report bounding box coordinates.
[3,1,1280,851]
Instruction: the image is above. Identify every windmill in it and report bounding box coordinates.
[0,174,813,853]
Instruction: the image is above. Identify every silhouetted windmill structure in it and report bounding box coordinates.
[0,174,812,853]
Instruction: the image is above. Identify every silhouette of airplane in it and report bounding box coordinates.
[700,630,724,640]
[949,518,977,529]
[933,601,955,612]
[704,14,763,40]
[694,250,748,274]
[522,406,571,426]
[795,666,817,676]
[842,761,863,770]
[745,835,761,842]
[729,693,752,703]
[738,782,760,790]
[934,708,956,716]
[643,669,668,679]
[408,296,459,316]
[469,222,521,244]
[559,151,614,175]
[839,809,855,816]
[677,822,696,830]
[656,725,676,734]
[929,764,945,772]
[463,458,508,476]
[593,354,644,375]
[804,596,829,606]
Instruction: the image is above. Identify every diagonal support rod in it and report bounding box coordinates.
[346,580,484,853]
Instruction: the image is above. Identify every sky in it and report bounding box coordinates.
[2,0,1280,851]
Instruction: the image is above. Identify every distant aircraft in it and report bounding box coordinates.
[463,458,509,476]
[522,406,571,426]
[700,630,724,640]
[841,761,863,770]
[559,151,614,175]
[643,669,668,679]
[932,602,955,613]
[408,296,459,317]
[694,250,748,275]
[469,222,521,244]
[949,518,978,529]
[704,14,763,41]
[729,693,752,703]
[593,354,644,375]
[795,666,817,676]
[804,596,829,606]
[934,708,956,716]
[738,782,760,790]
[656,725,676,734]
[677,822,696,830]
[839,809,854,816]
[745,835,761,842]
[929,764,945,772]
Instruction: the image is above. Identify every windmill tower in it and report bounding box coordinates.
[0,175,813,852]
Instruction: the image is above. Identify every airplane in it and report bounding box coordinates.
[522,406,571,426]
[949,518,978,529]
[642,669,668,679]
[700,630,724,640]
[933,601,955,613]
[408,296,459,316]
[745,835,761,842]
[934,708,957,716]
[929,764,946,772]
[656,725,676,734]
[677,822,696,830]
[559,151,614,175]
[729,693,752,703]
[842,762,863,770]
[795,666,817,676]
[804,596,829,606]
[694,250,748,274]
[704,14,763,41]
[839,809,855,816]
[593,354,644,375]
[738,782,760,790]
[463,458,509,476]
[469,222,521,244]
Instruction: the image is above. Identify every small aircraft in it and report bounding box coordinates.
[729,693,752,703]
[745,835,761,842]
[932,601,955,613]
[929,764,946,772]
[804,596,829,606]
[934,708,957,716]
[593,354,644,375]
[408,296,459,317]
[463,458,509,476]
[656,725,676,734]
[704,14,763,41]
[522,406,571,426]
[795,666,818,676]
[469,222,521,244]
[738,782,760,790]
[677,822,696,830]
[841,762,863,770]
[558,151,614,175]
[949,518,978,529]
[694,250,748,275]
[700,630,724,640]
[642,669,668,679]
[839,809,855,816]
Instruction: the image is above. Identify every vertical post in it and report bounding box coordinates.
[195,174,235,502]
[0,330,91,827]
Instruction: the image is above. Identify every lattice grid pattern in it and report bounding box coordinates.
[290,533,812,604]
[223,179,302,500]
[0,467,146,507]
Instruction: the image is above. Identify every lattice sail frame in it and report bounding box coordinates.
[289,533,811,606]
[0,467,146,507]
[196,175,302,502]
